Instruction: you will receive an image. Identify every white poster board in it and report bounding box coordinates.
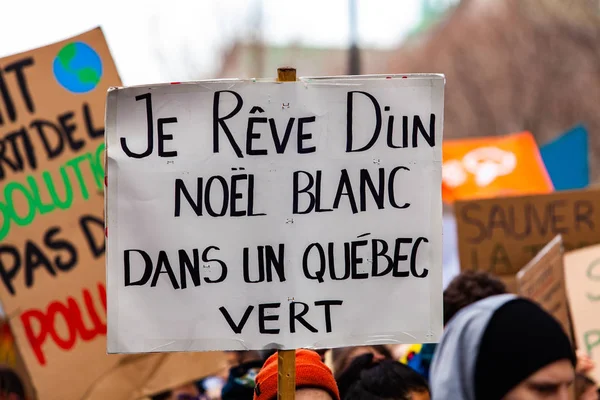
[105,74,445,353]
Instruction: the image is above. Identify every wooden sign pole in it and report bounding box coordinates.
[276,66,297,400]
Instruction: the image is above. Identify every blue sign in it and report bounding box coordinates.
[540,125,589,191]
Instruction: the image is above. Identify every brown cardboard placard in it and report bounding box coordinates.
[82,351,229,400]
[454,188,600,278]
[517,235,574,342]
[564,244,600,384]
[0,28,122,400]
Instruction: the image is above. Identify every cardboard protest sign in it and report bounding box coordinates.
[0,28,123,400]
[454,187,600,278]
[564,244,600,383]
[82,352,229,400]
[517,235,573,341]
[105,74,444,352]
[442,131,553,203]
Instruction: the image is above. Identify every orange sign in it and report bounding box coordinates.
[442,131,553,203]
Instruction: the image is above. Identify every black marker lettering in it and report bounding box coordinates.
[297,116,316,154]
[213,90,243,157]
[24,241,56,289]
[202,246,228,284]
[388,166,410,209]
[412,114,435,147]
[314,300,343,333]
[393,238,411,277]
[269,118,294,153]
[44,227,78,272]
[150,251,180,289]
[4,58,35,116]
[79,215,105,258]
[302,243,326,283]
[121,93,154,158]
[179,249,200,289]
[258,303,280,334]
[346,91,381,152]
[157,117,178,157]
[246,116,268,156]
[58,111,85,152]
[290,302,318,333]
[0,246,21,295]
[350,239,369,279]
[372,239,393,276]
[83,103,104,139]
[410,237,428,278]
[29,120,64,160]
[219,306,254,334]
[123,249,153,286]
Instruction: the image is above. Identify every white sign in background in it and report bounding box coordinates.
[105,75,445,353]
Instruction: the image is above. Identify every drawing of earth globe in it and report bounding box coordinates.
[53,42,103,94]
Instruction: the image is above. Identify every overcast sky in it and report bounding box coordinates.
[0,0,456,85]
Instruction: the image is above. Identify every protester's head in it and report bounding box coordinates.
[221,359,263,400]
[332,345,392,379]
[443,271,507,325]
[254,349,340,400]
[575,373,599,400]
[430,294,576,400]
[337,353,430,400]
[260,349,328,364]
[0,366,25,400]
[151,382,204,400]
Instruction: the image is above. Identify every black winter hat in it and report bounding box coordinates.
[474,298,577,400]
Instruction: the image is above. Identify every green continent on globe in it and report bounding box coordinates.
[77,67,100,85]
[57,43,77,70]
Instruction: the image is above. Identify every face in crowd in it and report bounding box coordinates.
[431,294,578,400]
[502,359,575,399]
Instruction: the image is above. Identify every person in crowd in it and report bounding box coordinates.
[443,270,507,325]
[575,373,599,400]
[430,294,577,400]
[260,349,329,364]
[395,271,507,381]
[254,349,340,400]
[0,366,25,400]
[221,351,264,400]
[332,345,392,379]
[151,382,207,400]
[442,271,594,378]
[337,353,430,400]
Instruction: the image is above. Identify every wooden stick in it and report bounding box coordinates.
[278,350,296,400]
[277,67,297,82]
[276,67,297,400]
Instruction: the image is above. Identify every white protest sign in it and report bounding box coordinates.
[105,74,444,353]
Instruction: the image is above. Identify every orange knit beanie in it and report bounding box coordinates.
[254,349,340,400]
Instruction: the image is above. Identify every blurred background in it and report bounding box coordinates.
[2,0,599,288]
[3,0,598,179]
[0,2,599,397]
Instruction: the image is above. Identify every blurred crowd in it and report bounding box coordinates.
[147,271,600,400]
[0,271,593,400]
